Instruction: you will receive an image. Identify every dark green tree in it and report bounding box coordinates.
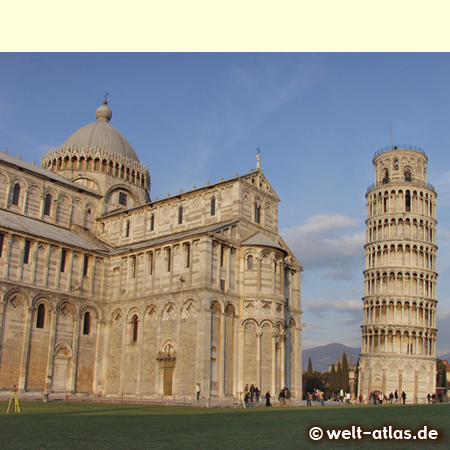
[335,361,342,393]
[342,352,350,393]
[305,358,315,394]
[436,359,447,388]
[329,364,336,397]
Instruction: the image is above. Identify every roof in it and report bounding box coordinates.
[113,220,240,255]
[60,101,140,163]
[241,232,287,253]
[0,209,109,253]
[0,151,101,197]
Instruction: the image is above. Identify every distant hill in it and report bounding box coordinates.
[438,352,450,362]
[303,343,361,372]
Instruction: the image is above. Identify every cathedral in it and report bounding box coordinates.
[0,100,303,400]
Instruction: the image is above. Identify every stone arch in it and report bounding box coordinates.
[52,342,73,392]
[162,302,177,321]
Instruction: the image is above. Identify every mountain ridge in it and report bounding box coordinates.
[303,343,361,372]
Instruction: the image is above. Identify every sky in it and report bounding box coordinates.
[1,52,450,355]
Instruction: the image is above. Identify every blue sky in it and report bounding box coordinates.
[1,53,450,355]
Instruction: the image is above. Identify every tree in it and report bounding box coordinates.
[329,364,336,397]
[436,359,447,388]
[342,352,350,393]
[336,361,342,394]
[305,358,315,394]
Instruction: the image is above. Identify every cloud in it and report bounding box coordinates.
[281,214,365,280]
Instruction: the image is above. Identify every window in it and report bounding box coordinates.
[130,256,136,278]
[83,311,91,335]
[150,213,155,231]
[184,243,190,268]
[23,240,31,264]
[405,192,411,212]
[36,304,45,328]
[165,248,171,272]
[404,168,412,182]
[12,183,21,206]
[125,220,130,237]
[254,203,261,224]
[0,233,4,258]
[382,169,389,184]
[247,255,253,270]
[178,205,183,224]
[132,314,138,342]
[394,159,399,170]
[148,252,153,275]
[83,256,89,277]
[119,192,128,207]
[44,194,52,216]
[211,196,216,216]
[60,249,67,272]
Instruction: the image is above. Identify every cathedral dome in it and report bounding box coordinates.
[61,100,140,163]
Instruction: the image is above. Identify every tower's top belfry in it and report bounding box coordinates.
[370,145,432,192]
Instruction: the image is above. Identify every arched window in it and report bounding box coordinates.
[132,314,138,342]
[211,196,216,216]
[12,183,21,206]
[247,255,253,270]
[254,203,261,224]
[44,194,52,216]
[405,192,411,212]
[404,168,412,182]
[383,169,389,184]
[83,311,91,335]
[394,159,399,170]
[36,303,45,329]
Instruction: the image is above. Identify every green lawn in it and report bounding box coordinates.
[0,402,449,449]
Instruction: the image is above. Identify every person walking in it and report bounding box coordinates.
[394,390,398,404]
[196,383,201,401]
[285,387,291,406]
[401,391,406,404]
[306,392,312,406]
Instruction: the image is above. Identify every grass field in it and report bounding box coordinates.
[0,401,449,449]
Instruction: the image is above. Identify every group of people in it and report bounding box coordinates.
[243,384,261,406]
[362,390,406,404]
[305,390,324,406]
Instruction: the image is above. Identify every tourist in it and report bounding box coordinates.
[306,392,312,406]
[265,390,272,407]
[278,388,286,406]
[250,384,255,402]
[394,390,398,404]
[255,386,260,403]
[196,383,201,401]
[285,387,291,406]
[401,391,406,404]
[244,392,250,408]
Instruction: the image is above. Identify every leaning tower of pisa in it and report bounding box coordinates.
[358,145,438,403]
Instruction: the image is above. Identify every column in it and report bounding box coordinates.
[18,306,34,392]
[44,309,58,393]
[219,311,226,397]
[69,314,81,393]
[255,327,262,390]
